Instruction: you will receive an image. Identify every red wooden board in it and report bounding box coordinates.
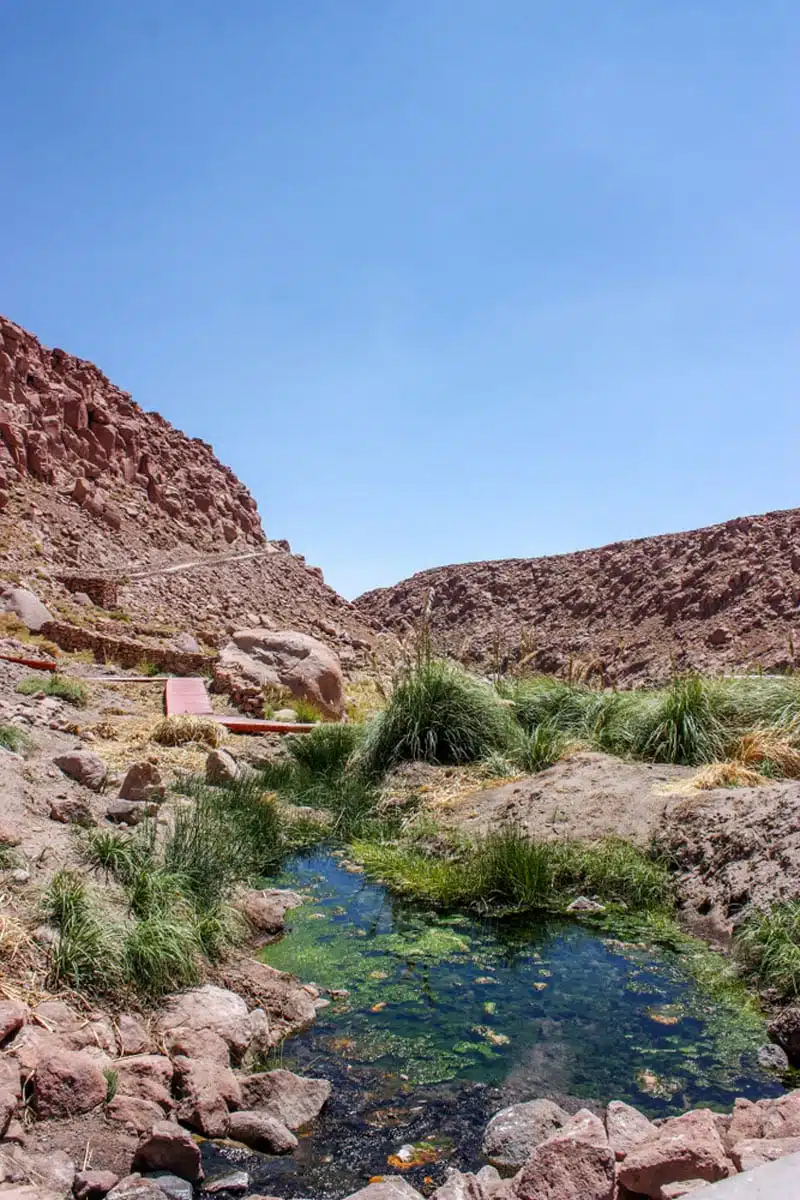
[165,677,214,716]
[0,653,58,672]
[217,717,314,735]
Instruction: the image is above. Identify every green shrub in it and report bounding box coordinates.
[84,830,145,882]
[363,660,510,773]
[736,902,800,999]
[16,674,88,708]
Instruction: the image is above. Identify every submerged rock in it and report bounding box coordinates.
[227,1110,298,1153]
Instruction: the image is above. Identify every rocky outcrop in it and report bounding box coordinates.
[356,508,800,685]
[0,314,262,544]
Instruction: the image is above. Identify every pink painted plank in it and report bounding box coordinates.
[217,716,314,735]
[165,677,214,716]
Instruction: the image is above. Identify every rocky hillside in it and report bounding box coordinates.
[0,314,376,653]
[356,511,800,684]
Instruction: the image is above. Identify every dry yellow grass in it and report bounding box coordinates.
[733,727,800,778]
[693,761,765,790]
[150,714,224,748]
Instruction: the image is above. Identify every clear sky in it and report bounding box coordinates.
[2,2,798,598]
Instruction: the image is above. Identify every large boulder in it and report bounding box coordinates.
[131,1120,203,1182]
[162,1026,230,1066]
[33,1049,107,1117]
[53,750,107,791]
[106,1095,166,1135]
[730,1135,800,1171]
[218,629,345,719]
[510,1109,615,1200]
[0,587,53,632]
[156,985,253,1059]
[238,1067,331,1129]
[727,1090,800,1142]
[226,1110,298,1153]
[617,1108,732,1197]
[214,960,318,1049]
[482,1098,570,1170]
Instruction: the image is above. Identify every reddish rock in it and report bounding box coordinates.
[74,1171,120,1200]
[106,1094,165,1134]
[727,1090,800,1143]
[131,1120,203,1181]
[618,1109,732,1197]
[156,985,253,1059]
[173,1054,242,1137]
[0,999,27,1044]
[162,1026,230,1066]
[117,1014,153,1057]
[659,1184,712,1199]
[0,1087,17,1136]
[730,1135,800,1171]
[0,587,53,632]
[49,796,94,826]
[342,1184,424,1200]
[0,821,20,846]
[218,629,345,719]
[107,1176,173,1200]
[510,1109,615,1200]
[605,1099,656,1161]
[227,1110,298,1153]
[114,1054,174,1109]
[53,750,107,791]
[118,761,165,803]
[33,1048,107,1117]
[239,1068,331,1129]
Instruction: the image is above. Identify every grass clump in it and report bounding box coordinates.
[363,660,510,774]
[16,674,88,708]
[42,870,120,992]
[631,676,730,766]
[122,913,201,996]
[287,723,362,776]
[736,902,800,1000]
[150,715,223,747]
[507,720,567,773]
[353,827,673,916]
[0,723,28,753]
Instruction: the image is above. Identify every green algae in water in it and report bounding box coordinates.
[262,854,783,1114]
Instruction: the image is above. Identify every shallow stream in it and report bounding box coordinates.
[202,852,784,1198]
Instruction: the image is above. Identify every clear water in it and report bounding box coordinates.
[201,852,783,1199]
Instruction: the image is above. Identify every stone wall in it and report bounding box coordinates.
[59,573,122,608]
[41,619,214,676]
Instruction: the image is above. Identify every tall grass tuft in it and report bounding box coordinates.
[363,660,510,773]
[287,723,362,776]
[507,720,566,773]
[631,675,730,766]
[122,914,201,996]
[42,870,120,992]
[736,902,800,999]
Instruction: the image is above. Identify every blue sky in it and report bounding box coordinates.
[2,2,798,597]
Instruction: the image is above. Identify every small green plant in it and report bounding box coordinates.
[292,698,323,723]
[103,1068,119,1102]
[287,723,362,777]
[736,902,800,999]
[84,830,143,882]
[134,659,162,677]
[0,724,28,753]
[16,674,88,708]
